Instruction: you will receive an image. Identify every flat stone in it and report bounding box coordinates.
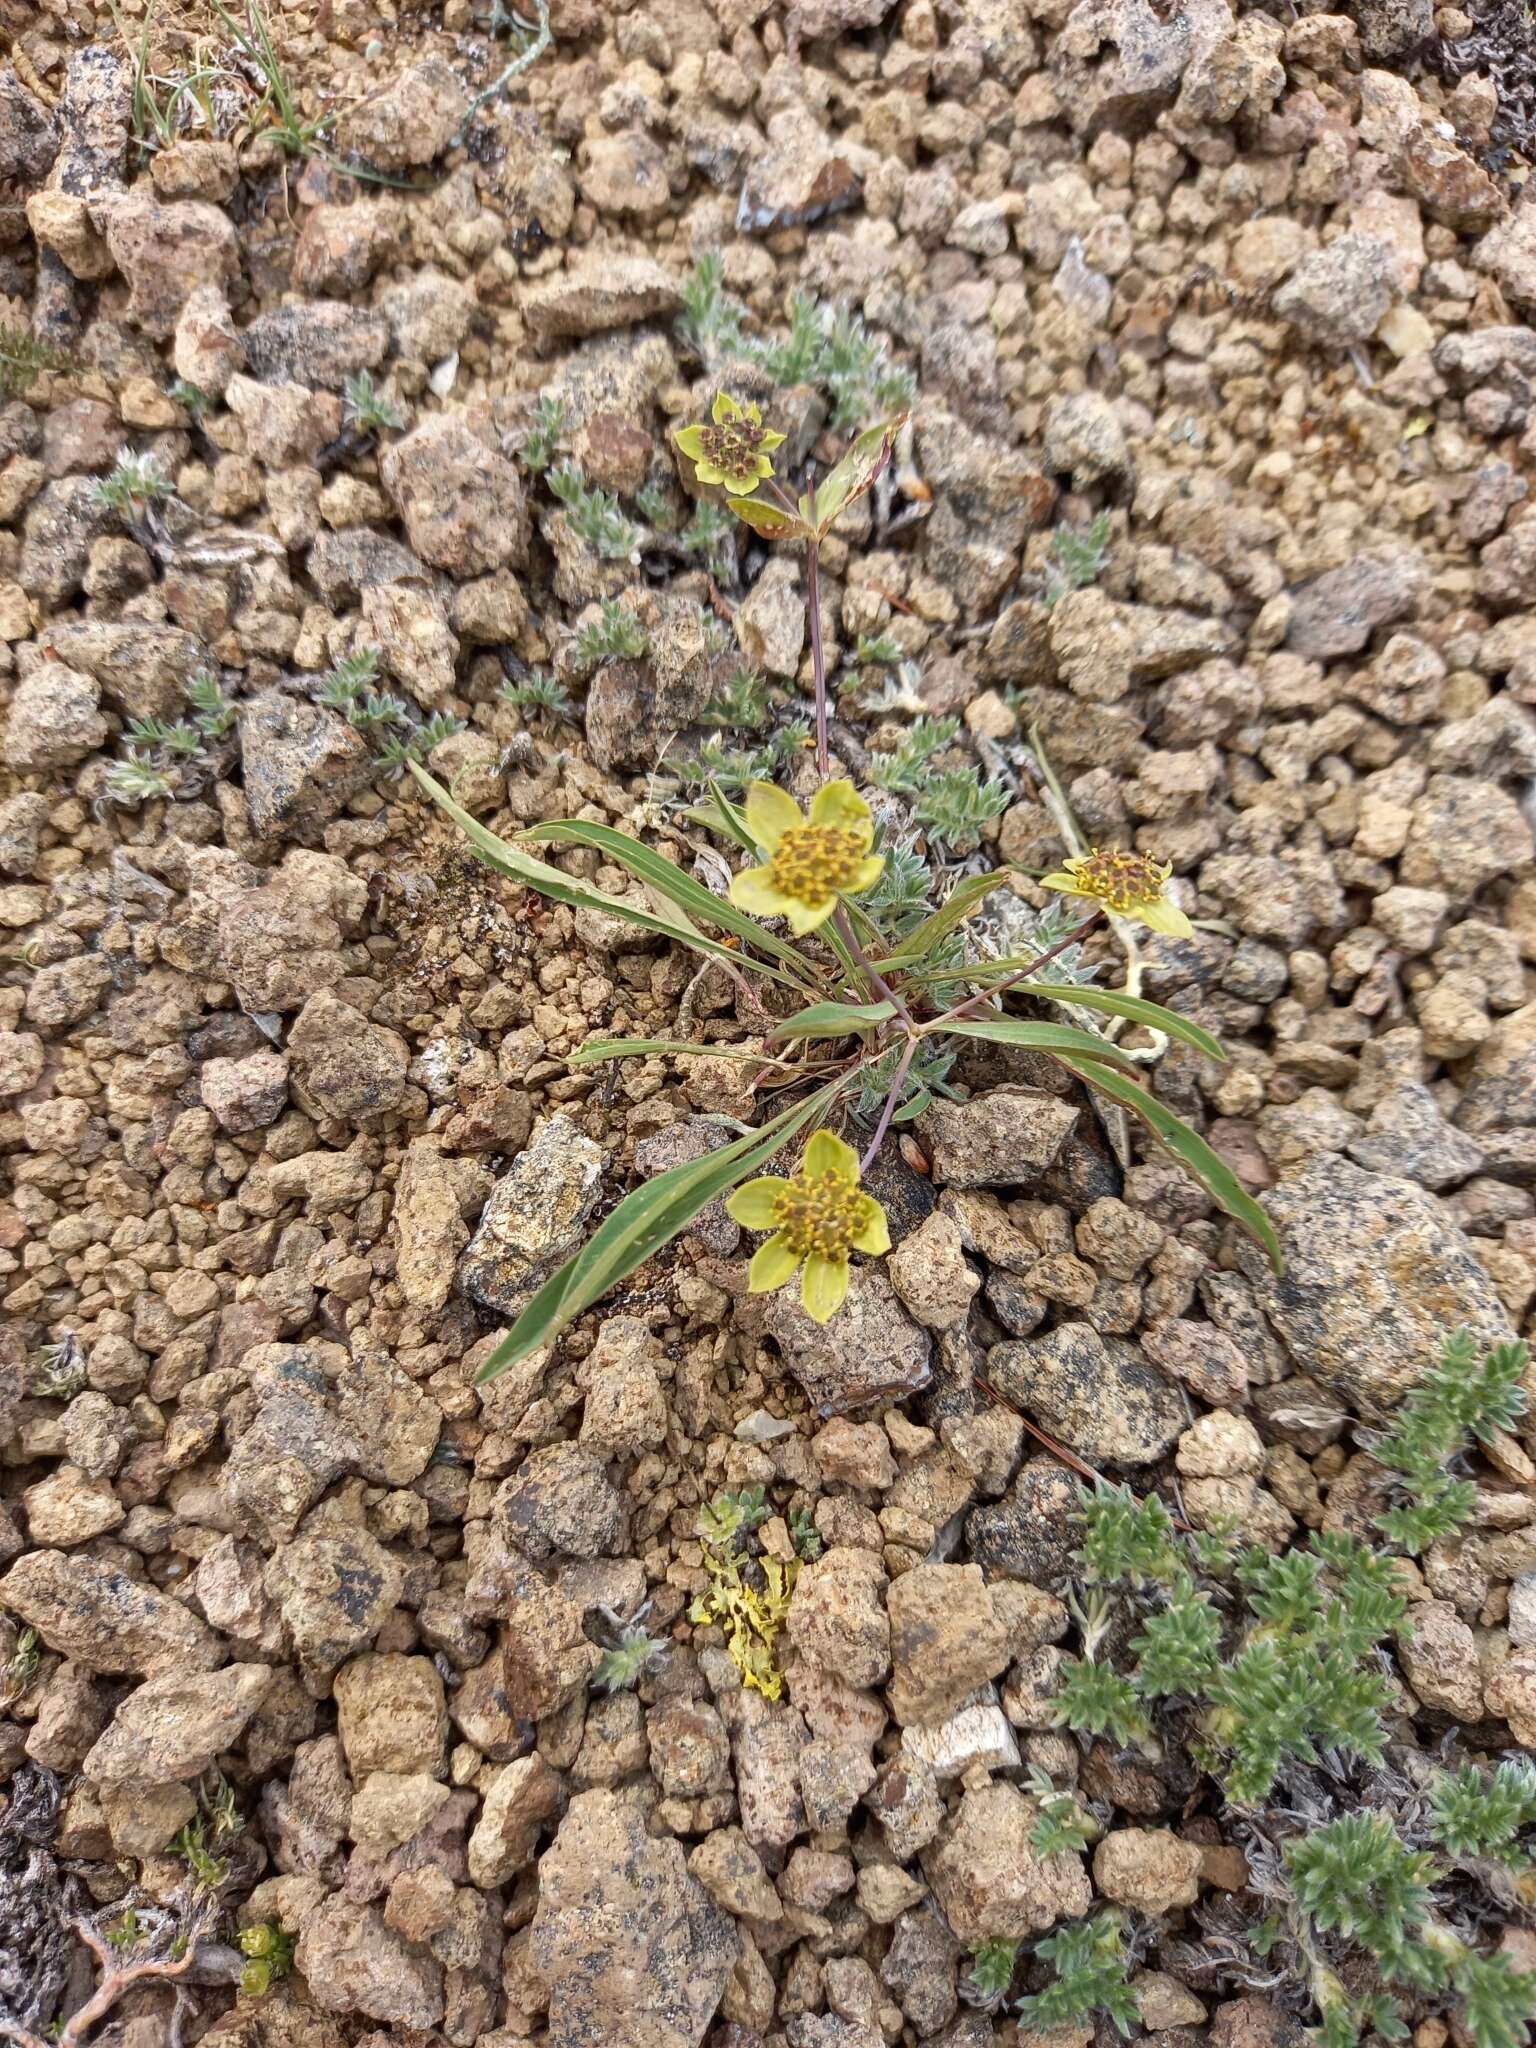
[458,1114,603,1319]
[83,1663,274,1783]
[987,1324,1185,1465]
[0,1550,222,1675]
[1247,1153,1515,1417]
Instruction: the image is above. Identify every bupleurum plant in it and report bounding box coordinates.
[413,393,1282,1379]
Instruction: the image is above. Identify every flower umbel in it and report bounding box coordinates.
[1042,848,1193,938]
[729,779,885,935]
[675,392,786,497]
[727,1129,891,1323]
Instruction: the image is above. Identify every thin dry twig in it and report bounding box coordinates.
[0,1912,205,2048]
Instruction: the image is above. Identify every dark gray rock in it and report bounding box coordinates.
[986,1323,1184,1465]
[1348,1083,1486,1192]
[458,1113,604,1318]
[1285,548,1427,660]
[241,301,390,390]
[531,1787,736,2048]
[1051,0,1233,138]
[1245,1154,1515,1416]
[0,66,58,184]
[918,1089,1078,1189]
[495,1442,630,1562]
[965,1458,1080,1582]
[237,689,374,842]
[766,1267,931,1415]
[1352,0,1433,61]
[223,1345,361,1545]
[1272,233,1398,350]
[307,527,429,607]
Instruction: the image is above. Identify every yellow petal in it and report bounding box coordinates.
[850,1196,890,1256]
[784,893,838,936]
[1041,870,1089,896]
[760,428,787,452]
[727,1177,787,1229]
[712,392,739,424]
[805,1129,860,1181]
[694,458,726,488]
[1132,893,1194,938]
[844,853,885,896]
[729,864,797,920]
[745,781,802,854]
[674,425,707,460]
[740,398,763,425]
[723,469,762,495]
[749,1232,801,1293]
[809,778,872,843]
[801,1253,850,1323]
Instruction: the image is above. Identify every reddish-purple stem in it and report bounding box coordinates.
[860,1036,915,1171]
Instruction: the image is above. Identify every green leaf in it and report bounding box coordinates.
[978,980,1228,1064]
[1050,1053,1283,1269]
[570,1038,790,1068]
[409,765,801,988]
[941,1017,1143,1074]
[476,1086,836,1380]
[893,1085,931,1123]
[871,871,1015,968]
[727,494,808,541]
[803,414,906,536]
[708,778,761,851]
[773,999,896,1041]
[527,817,815,985]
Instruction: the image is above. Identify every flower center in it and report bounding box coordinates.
[1069,848,1172,914]
[771,1169,865,1262]
[768,824,866,905]
[700,418,768,472]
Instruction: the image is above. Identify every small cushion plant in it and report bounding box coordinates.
[1013,1332,1535,2048]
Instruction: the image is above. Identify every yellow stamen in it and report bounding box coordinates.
[768,824,869,905]
[1065,849,1173,915]
[770,1169,867,1262]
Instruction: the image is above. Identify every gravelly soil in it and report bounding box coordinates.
[1,0,1536,2043]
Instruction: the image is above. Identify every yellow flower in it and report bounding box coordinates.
[726,1129,890,1324]
[729,780,885,936]
[674,392,786,497]
[1042,848,1194,938]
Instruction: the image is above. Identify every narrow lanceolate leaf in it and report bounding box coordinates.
[941,1017,1142,1074]
[408,765,801,988]
[476,1085,837,1381]
[803,414,907,536]
[570,1038,800,1068]
[988,981,1228,1065]
[527,817,813,982]
[1050,1053,1283,1271]
[684,782,755,853]
[772,998,896,1041]
[872,871,1018,968]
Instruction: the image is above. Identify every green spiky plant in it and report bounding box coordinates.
[573,599,648,669]
[1038,1334,1535,2048]
[0,324,65,398]
[592,1624,669,1693]
[546,461,644,561]
[1370,1331,1529,1554]
[342,370,404,437]
[93,451,172,517]
[518,395,567,475]
[412,396,1281,1379]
